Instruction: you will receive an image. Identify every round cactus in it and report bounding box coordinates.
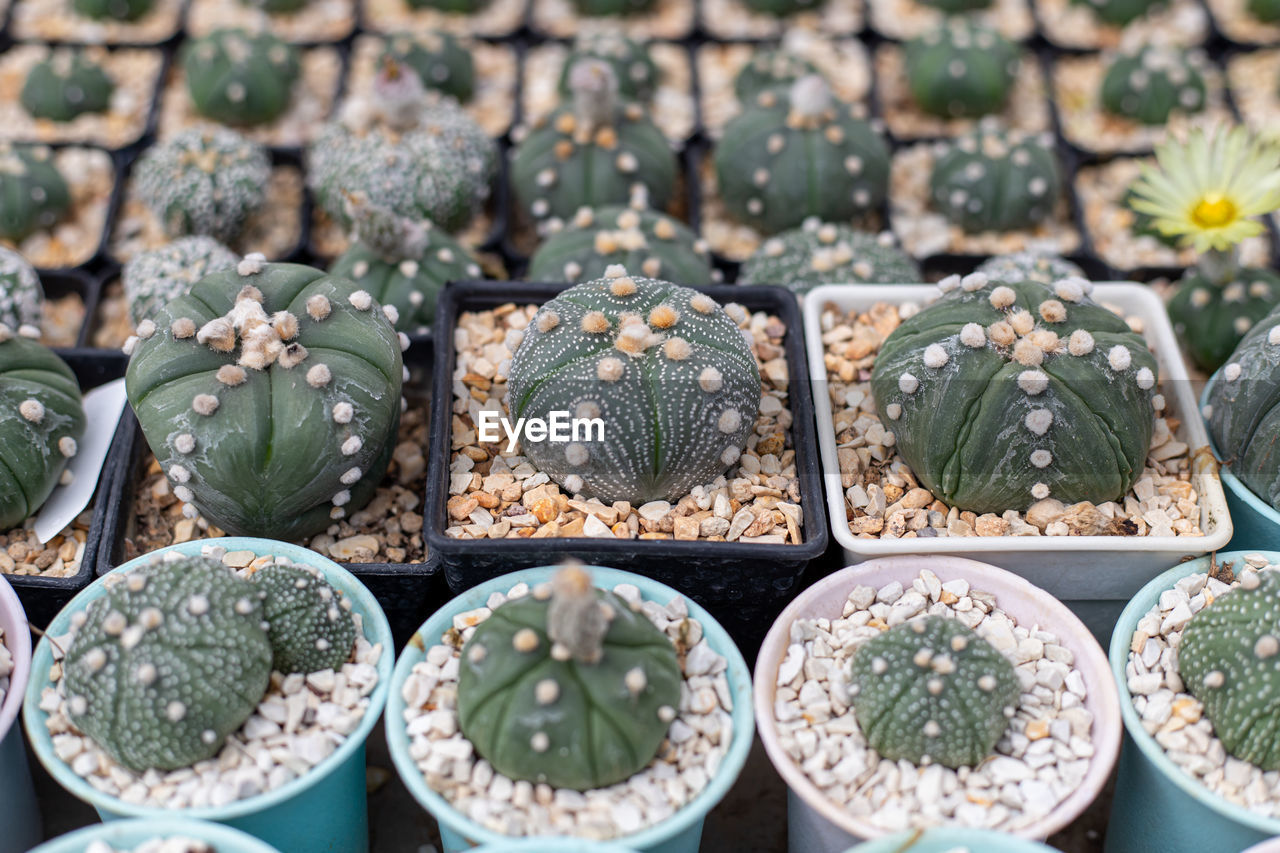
[738,219,920,292]
[871,273,1158,512]
[123,237,239,328]
[381,31,474,104]
[507,268,760,504]
[1179,569,1280,770]
[72,0,154,20]
[714,75,890,235]
[733,49,821,104]
[0,334,85,529]
[919,0,993,11]
[976,252,1085,286]
[20,51,115,123]
[62,555,272,773]
[182,29,301,127]
[1122,184,1181,249]
[512,59,676,229]
[250,563,356,675]
[134,128,271,245]
[558,34,658,103]
[405,0,490,10]
[569,0,657,14]
[124,261,405,540]
[1249,0,1280,21]
[0,248,43,333]
[527,204,713,285]
[1100,47,1206,126]
[849,616,1020,769]
[905,22,1018,120]
[0,144,71,243]
[740,0,822,14]
[241,0,310,11]
[1070,0,1161,25]
[457,565,682,791]
[1168,269,1280,373]
[929,128,1061,234]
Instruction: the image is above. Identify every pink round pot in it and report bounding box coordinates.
[0,573,38,853]
[754,555,1121,853]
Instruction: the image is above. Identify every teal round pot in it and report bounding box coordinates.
[386,566,754,853]
[0,573,38,853]
[843,828,1060,852]
[1198,382,1280,552]
[31,817,282,853]
[22,538,393,853]
[474,843,640,852]
[1106,550,1280,853]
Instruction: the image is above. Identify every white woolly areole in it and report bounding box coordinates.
[721,445,741,466]
[192,394,219,415]
[1017,370,1049,395]
[960,272,988,292]
[19,399,43,423]
[237,253,266,276]
[959,323,986,348]
[1107,345,1132,372]
[1224,362,1243,382]
[1068,329,1094,356]
[1031,483,1050,499]
[937,274,961,293]
[1024,408,1053,435]
[1135,367,1155,390]
[174,434,196,454]
[1053,278,1087,302]
[341,436,363,456]
[59,437,77,458]
[349,290,373,311]
[332,402,354,423]
[886,403,902,420]
[340,467,362,485]
[1030,449,1053,468]
[899,373,919,394]
[597,357,624,382]
[306,364,332,388]
[718,409,742,433]
[603,264,627,279]
[565,443,589,466]
[1269,326,1280,346]
[922,344,949,369]
[988,286,1016,309]
[699,366,723,393]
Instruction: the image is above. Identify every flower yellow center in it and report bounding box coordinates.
[1191,194,1238,229]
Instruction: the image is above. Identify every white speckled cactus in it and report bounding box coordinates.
[976,252,1085,287]
[738,219,920,292]
[123,237,238,327]
[251,563,356,675]
[0,247,43,333]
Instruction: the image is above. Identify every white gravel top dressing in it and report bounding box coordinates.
[85,839,212,853]
[773,569,1094,833]
[400,580,735,840]
[1127,555,1280,818]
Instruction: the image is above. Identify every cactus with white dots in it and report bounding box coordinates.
[558,33,658,103]
[0,247,43,333]
[1168,269,1280,373]
[73,0,154,20]
[506,268,760,505]
[251,563,356,675]
[905,21,1018,120]
[919,0,992,11]
[1179,569,1280,770]
[732,48,820,103]
[849,616,1020,769]
[62,555,273,772]
[381,30,475,104]
[871,273,1157,513]
[182,29,300,127]
[1071,0,1162,25]
[242,0,310,11]
[738,219,919,292]
[124,260,405,540]
[929,128,1061,234]
[1100,47,1206,126]
[714,75,890,235]
[21,51,114,123]
[123,237,239,328]
[0,143,71,243]
[0,334,85,529]
[456,565,682,791]
[976,252,1085,287]
[569,0,657,14]
[740,0,821,14]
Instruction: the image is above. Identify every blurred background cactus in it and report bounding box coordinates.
[21,51,115,123]
[0,144,70,243]
[733,48,820,103]
[1100,47,1206,126]
[527,203,713,284]
[738,219,919,291]
[381,31,475,104]
[975,252,1085,287]
[182,29,300,127]
[123,237,239,328]
[929,128,1061,234]
[72,0,154,20]
[1071,0,1162,25]
[558,33,658,103]
[0,247,44,333]
[905,22,1018,120]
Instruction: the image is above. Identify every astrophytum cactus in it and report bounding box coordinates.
[124,260,405,540]
[871,273,1158,512]
[570,0,657,14]
[0,247,43,333]
[929,128,1061,234]
[506,267,760,505]
[405,0,490,10]
[73,0,154,20]
[976,252,1085,287]
[732,49,821,103]
[1100,47,1206,126]
[250,563,356,675]
[457,565,682,791]
[738,218,920,292]
[1168,269,1280,372]
[123,237,239,328]
[0,144,71,243]
[1250,0,1280,20]
[0,333,85,529]
[558,33,658,103]
[182,29,300,127]
[741,0,821,14]
[905,21,1018,119]
[21,51,115,123]
[849,616,1020,769]
[1071,0,1161,25]
[381,30,475,103]
[62,555,273,772]
[919,0,992,11]
[242,0,310,11]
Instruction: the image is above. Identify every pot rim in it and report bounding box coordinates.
[0,572,31,744]
[30,816,281,853]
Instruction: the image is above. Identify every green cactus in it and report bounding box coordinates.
[241,0,310,11]
[133,127,271,244]
[1100,47,1206,126]
[0,144,71,243]
[182,29,301,127]
[0,248,43,333]
[740,0,822,14]
[1122,184,1181,249]
[849,616,1020,769]
[527,204,713,285]
[62,555,272,772]
[507,269,760,504]
[404,0,491,10]
[738,219,920,292]
[124,261,405,540]
[557,34,658,104]
[0,335,85,529]
[714,75,890,235]
[20,51,115,123]
[1179,569,1280,770]
[72,0,154,20]
[930,128,1061,234]
[976,252,1085,286]
[457,565,682,791]
[381,31,474,104]
[905,22,1018,120]
[1070,0,1161,25]
[1249,0,1280,21]
[569,0,657,14]
[733,49,821,104]
[122,237,239,328]
[872,273,1158,512]
[919,0,993,12]
[251,562,356,675]
[1168,269,1280,372]
[512,59,676,229]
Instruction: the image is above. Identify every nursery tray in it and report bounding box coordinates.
[41,268,101,351]
[424,279,829,655]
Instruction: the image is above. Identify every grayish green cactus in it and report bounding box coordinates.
[849,616,1020,769]
[1169,269,1280,373]
[0,144,71,243]
[527,204,713,285]
[929,128,1061,234]
[381,31,474,104]
[62,555,273,772]
[1071,0,1161,25]
[251,563,355,675]
[457,565,682,791]
[872,273,1157,512]
[919,0,992,11]
[0,248,43,333]
[1250,0,1280,20]
[905,22,1018,120]
[1100,47,1206,126]
[570,0,657,14]
[72,0,154,20]
[507,269,761,504]
[21,51,115,123]
[738,219,920,292]
[405,0,490,10]
[741,0,821,14]
[122,237,239,328]
[182,29,300,127]
[241,0,310,11]
[558,34,658,103]
[733,50,821,104]
[976,253,1085,287]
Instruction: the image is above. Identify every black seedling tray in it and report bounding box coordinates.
[40,268,102,350]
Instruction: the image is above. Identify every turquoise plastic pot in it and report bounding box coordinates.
[1107,550,1280,853]
[386,566,754,853]
[842,828,1059,851]
[1199,380,1280,552]
[22,538,394,853]
[473,843,640,852]
[31,817,282,853]
[0,573,39,853]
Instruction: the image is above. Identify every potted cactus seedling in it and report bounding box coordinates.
[0,143,71,245]
[380,30,475,103]
[14,0,182,43]
[0,248,43,337]
[32,818,282,853]
[1034,0,1207,51]
[181,29,300,128]
[123,238,239,329]
[737,218,919,293]
[0,140,116,269]
[558,33,658,104]
[182,0,356,43]
[0,573,38,853]
[21,51,114,123]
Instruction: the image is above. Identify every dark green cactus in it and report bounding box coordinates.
[381,31,474,104]
[0,144,71,243]
[919,0,993,12]
[1179,569,1280,770]
[976,252,1085,286]
[124,261,405,540]
[733,49,821,104]
[569,0,657,14]
[251,563,356,675]
[1168,269,1280,372]
[134,127,271,244]
[123,237,239,328]
[405,0,491,10]
[0,247,43,333]
[20,52,115,123]
[507,269,760,504]
[241,0,310,11]
[849,616,1020,769]
[1249,0,1280,21]
[738,219,920,292]
[182,29,301,127]
[1100,47,1206,126]
[457,565,681,791]
[1070,0,1162,25]
[872,273,1158,512]
[0,335,85,529]
[72,0,154,20]
[557,34,658,104]
[930,128,1061,234]
[905,22,1018,120]
[740,0,822,14]
[512,59,676,229]
[527,204,713,285]
[1123,184,1181,249]
[714,75,890,235]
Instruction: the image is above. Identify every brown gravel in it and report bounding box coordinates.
[1228,50,1280,143]
[12,0,182,44]
[90,279,130,350]
[186,0,357,42]
[362,0,527,37]
[0,147,113,270]
[701,0,864,39]
[0,513,90,579]
[531,0,695,39]
[41,293,86,349]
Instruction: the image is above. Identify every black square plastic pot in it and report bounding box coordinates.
[42,268,103,350]
[424,279,829,655]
